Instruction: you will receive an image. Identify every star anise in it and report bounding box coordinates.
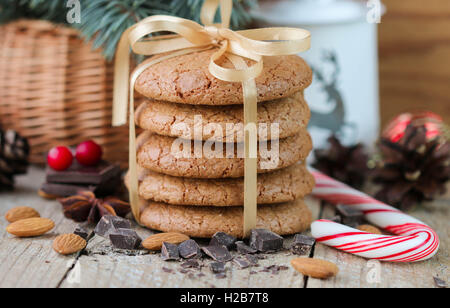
[59,191,130,223]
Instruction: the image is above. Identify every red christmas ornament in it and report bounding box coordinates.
[76,140,103,166]
[47,146,73,171]
[383,111,443,143]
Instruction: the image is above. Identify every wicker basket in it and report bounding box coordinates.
[0,20,129,165]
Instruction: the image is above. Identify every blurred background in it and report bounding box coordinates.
[0,0,448,164]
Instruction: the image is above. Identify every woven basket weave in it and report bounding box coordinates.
[0,20,129,165]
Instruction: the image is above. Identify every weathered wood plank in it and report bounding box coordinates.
[0,167,80,288]
[60,196,321,288]
[308,194,449,288]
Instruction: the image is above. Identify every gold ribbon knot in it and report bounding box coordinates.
[113,0,310,237]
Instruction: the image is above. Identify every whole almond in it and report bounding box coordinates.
[53,234,87,255]
[142,232,189,250]
[291,258,339,279]
[5,206,40,223]
[6,217,55,237]
[358,224,382,235]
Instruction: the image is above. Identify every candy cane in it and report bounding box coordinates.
[309,169,440,262]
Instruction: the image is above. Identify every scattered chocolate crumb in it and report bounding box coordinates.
[337,204,364,227]
[197,273,205,278]
[233,257,251,269]
[434,277,447,288]
[162,267,173,273]
[210,262,226,274]
[215,273,226,279]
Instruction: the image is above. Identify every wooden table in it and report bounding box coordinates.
[0,167,448,288]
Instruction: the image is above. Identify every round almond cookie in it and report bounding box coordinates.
[136,130,313,178]
[131,163,315,206]
[135,92,310,142]
[139,199,312,238]
[134,48,312,105]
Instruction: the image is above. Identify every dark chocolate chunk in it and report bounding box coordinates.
[161,242,180,261]
[46,160,121,185]
[233,257,251,269]
[178,239,202,259]
[290,234,315,255]
[94,215,131,238]
[109,228,142,250]
[73,225,89,240]
[209,232,237,250]
[250,229,284,252]
[337,204,364,226]
[235,241,257,254]
[201,245,232,262]
[210,262,225,274]
[434,277,447,288]
[181,259,200,269]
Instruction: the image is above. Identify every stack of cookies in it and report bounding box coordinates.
[128,49,315,238]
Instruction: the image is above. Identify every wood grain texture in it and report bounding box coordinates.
[379,0,450,128]
[0,167,80,288]
[0,167,447,288]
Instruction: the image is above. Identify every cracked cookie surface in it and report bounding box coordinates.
[139,199,312,238]
[128,163,314,206]
[135,92,310,142]
[134,49,312,105]
[136,130,312,178]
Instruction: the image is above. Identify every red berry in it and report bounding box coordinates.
[76,140,103,166]
[47,146,73,171]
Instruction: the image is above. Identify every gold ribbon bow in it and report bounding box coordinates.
[113,0,310,237]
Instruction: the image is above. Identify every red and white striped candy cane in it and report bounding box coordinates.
[309,169,440,262]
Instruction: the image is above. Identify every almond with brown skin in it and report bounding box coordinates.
[6,217,55,237]
[53,234,87,255]
[142,232,189,250]
[5,206,40,223]
[291,258,339,279]
[357,224,382,235]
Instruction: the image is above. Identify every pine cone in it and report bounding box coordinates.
[0,129,30,190]
[373,124,450,209]
[313,136,369,189]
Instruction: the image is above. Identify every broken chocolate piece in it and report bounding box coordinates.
[233,257,251,269]
[210,262,225,273]
[109,228,142,250]
[434,277,447,288]
[337,204,364,226]
[73,225,89,240]
[235,241,257,254]
[202,245,232,262]
[178,239,202,259]
[46,161,121,185]
[209,232,237,250]
[290,234,315,255]
[161,242,180,261]
[250,229,284,252]
[94,215,131,238]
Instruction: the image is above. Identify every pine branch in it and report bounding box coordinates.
[0,0,258,60]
